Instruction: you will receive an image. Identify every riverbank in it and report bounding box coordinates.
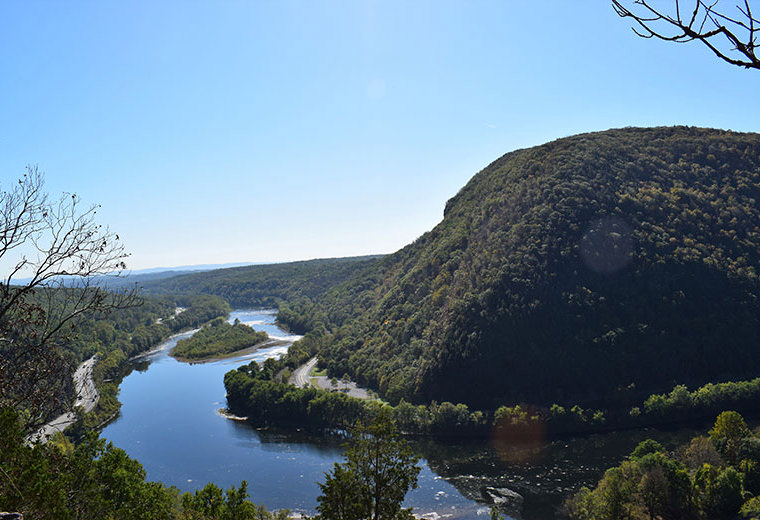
[100,308,487,519]
[131,328,202,361]
[235,351,760,443]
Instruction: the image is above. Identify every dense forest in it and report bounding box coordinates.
[140,256,381,314]
[136,127,760,423]
[269,127,760,413]
[64,294,229,365]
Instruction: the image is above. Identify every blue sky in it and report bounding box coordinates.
[1,1,758,271]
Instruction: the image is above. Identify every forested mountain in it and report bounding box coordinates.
[297,127,760,410]
[141,256,382,309]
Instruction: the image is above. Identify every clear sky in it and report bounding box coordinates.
[1,1,759,271]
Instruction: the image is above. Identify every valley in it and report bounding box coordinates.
[7,127,760,519]
[99,309,704,520]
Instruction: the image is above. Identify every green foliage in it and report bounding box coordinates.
[0,406,285,520]
[493,405,539,433]
[693,464,744,519]
[224,360,372,430]
[141,256,381,325]
[172,319,268,360]
[710,411,751,465]
[566,411,760,520]
[274,127,760,411]
[710,411,750,442]
[643,379,760,422]
[741,496,760,519]
[225,357,620,436]
[0,407,173,519]
[567,453,692,520]
[58,293,227,374]
[224,360,490,435]
[630,439,665,460]
[180,481,288,520]
[316,411,420,520]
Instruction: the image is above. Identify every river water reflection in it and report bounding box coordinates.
[102,310,488,519]
[103,310,702,519]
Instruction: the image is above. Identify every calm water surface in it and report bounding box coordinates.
[102,310,488,519]
[102,309,702,519]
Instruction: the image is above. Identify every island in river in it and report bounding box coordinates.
[171,316,273,361]
[102,310,493,519]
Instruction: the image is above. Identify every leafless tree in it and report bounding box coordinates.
[0,166,137,429]
[612,1,760,70]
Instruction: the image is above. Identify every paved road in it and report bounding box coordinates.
[290,357,318,388]
[28,355,99,444]
[288,357,371,400]
[73,356,99,413]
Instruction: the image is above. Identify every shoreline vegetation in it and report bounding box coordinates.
[2,407,292,520]
[565,411,760,520]
[170,317,270,361]
[223,327,760,440]
[69,295,232,437]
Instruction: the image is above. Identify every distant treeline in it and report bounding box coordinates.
[140,256,381,315]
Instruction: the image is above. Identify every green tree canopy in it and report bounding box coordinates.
[316,411,420,520]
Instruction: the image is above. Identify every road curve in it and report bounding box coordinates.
[290,357,318,388]
[73,356,99,413]
[28,355,99,444]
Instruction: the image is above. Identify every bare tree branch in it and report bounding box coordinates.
[612,0,760,70]
[0,166,138,430]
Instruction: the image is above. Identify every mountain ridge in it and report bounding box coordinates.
[310,126,760,409]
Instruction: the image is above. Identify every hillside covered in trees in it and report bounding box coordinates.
[141,256,381,312]
[284,127,760,411]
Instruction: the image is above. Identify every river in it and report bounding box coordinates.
[102,309,700,520]
[102,310,489,519]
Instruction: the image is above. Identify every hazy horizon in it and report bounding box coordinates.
[2,2,759,271]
